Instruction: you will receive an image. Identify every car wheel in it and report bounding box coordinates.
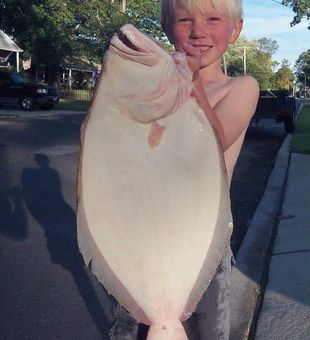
[20,95,35,111]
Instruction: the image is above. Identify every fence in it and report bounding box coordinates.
[59,87,94,101]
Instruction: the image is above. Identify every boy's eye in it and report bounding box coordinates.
[208,16,220,22]
[176,17,192,23]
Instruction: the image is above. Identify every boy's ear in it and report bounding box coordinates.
[229,19,243,44]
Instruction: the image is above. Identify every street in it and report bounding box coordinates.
[0,112,285,339]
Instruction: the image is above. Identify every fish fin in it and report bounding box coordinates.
[148,121,165,148]
[181,161,233,320]
[77,197,151,325]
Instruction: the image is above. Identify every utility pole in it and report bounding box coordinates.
[110,0,126,13]
[243,46,247,75]
[223,54,227,76]
[120,0,126,13]
[122,0,127,13]
[238,46,249,75]
[303,72,307,98]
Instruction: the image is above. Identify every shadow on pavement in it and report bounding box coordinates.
[0,168,28,241]
[21,153,112,338]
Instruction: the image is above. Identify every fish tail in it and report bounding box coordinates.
[146,320,188,340]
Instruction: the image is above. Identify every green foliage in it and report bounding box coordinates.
[226,37,279,90]
[291,104,310,153]
[272,59,295,90]
[282,0,310,29]
[125,0,163,39]
[0,0,307,92]
[255,37,279,55]
[0,0,162,80]
[54,98,91,111]
[1,1,77,64]
[295,49,310,93]
[225,36,254,76]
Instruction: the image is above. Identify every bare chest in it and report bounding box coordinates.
[203,80,231,109]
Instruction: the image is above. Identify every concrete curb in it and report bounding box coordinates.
[0,109,85,118]
[230,134,293,340]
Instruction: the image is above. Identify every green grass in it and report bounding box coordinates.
[291,104,310,154]
[53,98,91,112]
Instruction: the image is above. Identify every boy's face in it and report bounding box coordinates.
[169,5,243,69]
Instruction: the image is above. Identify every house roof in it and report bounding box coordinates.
[63,57,101,72]
[0,29,23,52]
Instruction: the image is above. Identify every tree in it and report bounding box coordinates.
[255,37,279,55]
[0,0,80,82]
[123,0,163,39]
[282,0,310,29]
[226,37,279,90]
[0,0,162,83]
[272,59,295,90]
[225,36,255,76]
[72,0,164,62]
[295,49,310,96]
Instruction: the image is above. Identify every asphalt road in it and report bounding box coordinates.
[0,112,285,340]
[231,119,286,255]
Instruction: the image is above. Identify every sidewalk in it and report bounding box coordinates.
[254,152,310,339]
[0,109,85,118]
[230,104,310,340]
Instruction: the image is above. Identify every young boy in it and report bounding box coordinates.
[111,1,259,339]
[161,0,259,338]
[162,0,259,185]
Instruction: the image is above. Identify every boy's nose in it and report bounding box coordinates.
[190,21,207,39]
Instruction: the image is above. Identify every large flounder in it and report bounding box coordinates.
[77,24,233,340]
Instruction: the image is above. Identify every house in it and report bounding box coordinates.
[60,58,101,90]
[0,29,23,72]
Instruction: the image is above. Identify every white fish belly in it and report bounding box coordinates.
[78,98,230,324]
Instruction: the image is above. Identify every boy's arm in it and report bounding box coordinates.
[192,77,227,148]
[212,76,259,150]
[182,43,259,151]
[193,75,259,151]
[181,43,230,149]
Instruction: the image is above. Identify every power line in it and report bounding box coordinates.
[103,0,139,26]
[271,0,285,5]
[271,0,292,7]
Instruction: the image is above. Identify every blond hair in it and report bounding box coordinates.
[161,0,243,33]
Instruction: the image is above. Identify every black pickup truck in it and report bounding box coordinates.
[254,89,296,133]
[0,71,59,110]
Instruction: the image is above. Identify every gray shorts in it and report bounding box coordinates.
[183,248,234,340]
[110,248,234,340]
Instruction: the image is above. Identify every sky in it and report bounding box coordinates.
[242,0,309,68]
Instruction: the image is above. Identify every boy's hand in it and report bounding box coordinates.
[182,43,201,77]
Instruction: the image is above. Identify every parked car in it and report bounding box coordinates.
[253,89,296,133]
[0,71,59,110]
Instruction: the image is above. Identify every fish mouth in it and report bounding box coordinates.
[109,24,161,66]
[118,31,141,52]
[111,28,145,54]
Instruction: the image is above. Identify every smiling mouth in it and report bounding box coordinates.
[193,45,212,53]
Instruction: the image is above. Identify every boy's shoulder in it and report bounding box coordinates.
[227,75,259,93]
[225,75,260,114]
[203,75,259,110]
[223,75,260,106]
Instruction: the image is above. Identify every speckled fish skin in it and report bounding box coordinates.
[77,24,233,340]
